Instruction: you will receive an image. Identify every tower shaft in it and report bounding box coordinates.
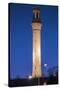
[32,8,42,78]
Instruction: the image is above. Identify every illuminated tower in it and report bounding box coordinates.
[32,8,42,78]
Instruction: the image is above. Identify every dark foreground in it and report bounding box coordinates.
[9,76,58,87]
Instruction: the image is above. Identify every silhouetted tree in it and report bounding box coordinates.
[48,66,58,77]
[47,66,58,84]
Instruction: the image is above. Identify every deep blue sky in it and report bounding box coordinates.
[9,3,58,79]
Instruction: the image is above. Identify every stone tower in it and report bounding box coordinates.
[32,8,42,78]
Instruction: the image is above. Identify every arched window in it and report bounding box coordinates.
[36,12,38,19]
[33,13,35,19]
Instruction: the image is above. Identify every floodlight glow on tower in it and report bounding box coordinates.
[32,8,42,78]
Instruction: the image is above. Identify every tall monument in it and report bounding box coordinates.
[32,8,42,78]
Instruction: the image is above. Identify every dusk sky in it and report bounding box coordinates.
[9,3,58,79]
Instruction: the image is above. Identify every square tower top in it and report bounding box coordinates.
[32,8,42,23]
